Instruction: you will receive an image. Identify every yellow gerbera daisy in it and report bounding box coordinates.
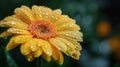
[0,5,83,64]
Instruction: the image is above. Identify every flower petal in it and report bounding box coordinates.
[14,6,35,24]
[57,31,83,42]
[49,37,67,53]
[54,15,75,25]
[51,45,59,61]
[34,48,42,58]
[71,51,81,60]
[0,31,12,38]
[0,16,28,29]
[29,39,39,51]
[51,9,62,22]
[32,5,61,23]
[7,28,30,34]
[51,45,64,64]
[21,42,31,55]
[56,37,75,49]
[6,35,32,50]
[32,5,52,21]
[56,22,80,31]
[59,35,82,51]
[58,50,64,65]
[32,5,43,20]
[21,38,39,55]
[42,53,51,62]
[37,39,52,56]
[25,54,34,62]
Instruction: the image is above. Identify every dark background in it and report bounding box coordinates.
[0,0,120,67]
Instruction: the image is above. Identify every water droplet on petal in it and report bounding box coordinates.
[11,22,16,24]
[30,45,33,49]
[46,51,51,55]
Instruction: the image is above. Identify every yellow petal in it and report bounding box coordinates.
[51,45,59,61]
[71,51,81,60]
[54,15,75,25]
[42,53,51,62]
[0,31,12,38]
[56,22,80,31]
[14,6,35,24]
[58,36,81,60]
[6,35,32,50]
[58,50,64,65]
[7,28,30,34]
[26,54,34,62]
[21,42,31,55]
[21,39,39,54]
[56,37,75,49]
[49,37,67,53]
[51,45,64,64]
[37,39,52,56]
[30,39,39,51]
[32,5,61,22]
[34,48,42,58]
[57,31,83,42]
[32,5,43,20]
[0,16,28,29]
[55,15,80,31]
[32,5,52,21]
[51,9,62,22]
[59,35,82,51]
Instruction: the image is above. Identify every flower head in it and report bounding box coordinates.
[0,5,83,64]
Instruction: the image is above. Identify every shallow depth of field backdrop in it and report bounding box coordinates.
[0,0,120,67]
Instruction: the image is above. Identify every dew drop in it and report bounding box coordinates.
[46,51,51,55]
[46,13,49,15]
[11,22,16,24]
[30,45,33,49]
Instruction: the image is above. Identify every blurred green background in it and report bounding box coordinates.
[0,0,120,67]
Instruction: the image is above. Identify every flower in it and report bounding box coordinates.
[0,5,83,64]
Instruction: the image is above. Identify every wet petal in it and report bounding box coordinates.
[32,5,61,22]
[21,39,39,55]
[55,15,75,25]
[32,5,52,21]
[58,50,64,65]
[0,31,12,38]
[51,45,64,64]
[14,6,35,24]
[57,31,83,42]
[56,37,75,49]
[59,35,82,51]
[55,15,80,31]
[0,16,28,29]
[37,39,52,56]
[29,39,39,51]
[51,45,59,61]
[6,35,32,50]
[42,53,51,62]
[56,23,80,31]
[34,48,42,58]
[71,51,81,60]
[7,28,30,34]
[51,9,62,22]
[21,42,31,55]
[25,54,34,62]
[49,37,67,53]
[32,5,43,20]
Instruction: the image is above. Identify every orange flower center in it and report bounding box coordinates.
[28,21,56,40]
